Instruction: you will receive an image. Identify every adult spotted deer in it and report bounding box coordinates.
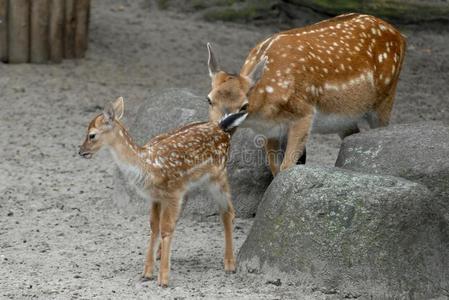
[206,13,406,175]
[79,97,247,287]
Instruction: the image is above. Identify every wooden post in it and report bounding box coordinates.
[74,0,90,58]
[49,0,64,62]
[64,0,76,59]
[0,0,7,62]
[30,0,49,63]
[8,0,30,63]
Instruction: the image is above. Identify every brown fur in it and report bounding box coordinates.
[207,13,406,174]
[79,97,236,287]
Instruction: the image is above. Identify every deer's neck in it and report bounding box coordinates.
[108,123,148,186]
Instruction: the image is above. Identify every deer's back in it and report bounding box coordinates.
[242,13,406,117]
[146,122,230,183]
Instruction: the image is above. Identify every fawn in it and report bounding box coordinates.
[206,13,406,175]
[79,97,247,287]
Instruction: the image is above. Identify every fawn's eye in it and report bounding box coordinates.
[206,97,212,105]
[88,133,96,140]
[240,103,249,112]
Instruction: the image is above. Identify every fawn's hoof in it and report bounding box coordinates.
[140,275,155,282]
[224,258,236,273]
[157,275,169,288]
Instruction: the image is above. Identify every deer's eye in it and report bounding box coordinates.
[206,97,212,105]
[89,133,96,140]
[240,103,249,112]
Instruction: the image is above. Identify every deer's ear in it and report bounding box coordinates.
[112,96,124,120]
[207,42,219,78]
[103,103,115,125]
[247,57,267,88]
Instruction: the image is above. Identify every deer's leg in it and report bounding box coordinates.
[369,82,398,129]
[221,197,236,273]
[338,124,360,140]
[143,201,161,280]
[280,115,312,172]
[212,173,236,273]
[158,198,180,288]
[265,138,281,175]
[376,94,395,127]
[155,194,188,260]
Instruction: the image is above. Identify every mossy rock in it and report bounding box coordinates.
[159,0,279,22]
[284,0,449,22]
[238,165,449,298]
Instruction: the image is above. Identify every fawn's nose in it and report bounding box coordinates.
[78,146,87,157]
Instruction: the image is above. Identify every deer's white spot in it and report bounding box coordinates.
[265,86,274,93]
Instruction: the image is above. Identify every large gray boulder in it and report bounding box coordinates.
[238,166,449,299]
[336,121,449,224]
[112,88,271,218]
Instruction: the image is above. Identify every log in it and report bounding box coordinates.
[64,0,76,59]
[48,0,64,62]
[8,0,30,63]
[0,0,7,62]
[30,0,49,63]
[74,0,90,58]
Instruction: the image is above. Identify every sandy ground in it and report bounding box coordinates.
[1,0,448,299]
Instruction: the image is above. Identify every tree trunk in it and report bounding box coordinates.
[48,0,64,62]
[64,0,75,59]
[74,0,90,58]
[8,0,30,63]
[0,0,7,62]
[30,0,49,63]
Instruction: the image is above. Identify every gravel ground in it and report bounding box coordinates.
[0,0,448,299]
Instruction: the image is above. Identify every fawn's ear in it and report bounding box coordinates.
[103,103,115,125]
[247,57,267,88]
[207,42,219,78]
[112,96,124,120]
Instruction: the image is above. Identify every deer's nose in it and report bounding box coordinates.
[222,108,230,116]
[78,146,86,157]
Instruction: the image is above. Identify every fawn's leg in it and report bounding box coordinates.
[143,202,161,280]
[280,115,313,172]
[212,172,236,273]
[221,198,236,273]
[158,198,180,287]
[156,194,188,260]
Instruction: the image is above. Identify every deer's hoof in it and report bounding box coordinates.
[140,275,155,282]
[224,258,236,273]
[157,276,169,288]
